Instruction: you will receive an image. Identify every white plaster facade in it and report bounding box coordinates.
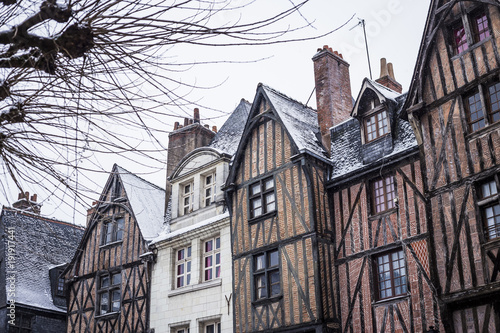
[150,148,234,333]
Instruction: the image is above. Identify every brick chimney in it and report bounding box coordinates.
[165,108,217,213]
[312,45,353,153]
[12,192,41,214]
[375,58,402,93]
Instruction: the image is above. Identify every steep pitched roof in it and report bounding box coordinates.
[209,99,252,155]
[115,165,166,241]
[330,93,418,180]
[261,84,326,159]
[0,208,84,312]
[352,78,402,117]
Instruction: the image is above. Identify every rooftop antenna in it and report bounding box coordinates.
[350,18,373,80]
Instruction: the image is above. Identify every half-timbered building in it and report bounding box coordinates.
[326,54,439,332]
[403,0,500,331]
[64,164,165,333]
[225,83,337,332]
[149,101,250,333]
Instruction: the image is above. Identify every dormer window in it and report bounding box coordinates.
[365,110,389,142]
[181,182,194,215]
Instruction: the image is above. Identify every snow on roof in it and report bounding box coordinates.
[209,99,251,155]
[1,208,84,312]
[261,84,326,158]
[369,79,402,101]
[330,93,417,179]
[116,166,166,241]
[151,211,229,245]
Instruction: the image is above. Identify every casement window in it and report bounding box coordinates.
[203,321,221,333]
[249,177,275,219]
[176,246,192,288]
[364,110,389,142]
[478,177,500,240]
[102,216,125,245]
[374,249,407,300]
[98,271,121,315]
[181,182,194,215]
[450,7,490,55]
[203,173,216,207]
[253,249,280,300]
[8,312,32,333]
[56,271,65,296]
[372,175,396,214]
[203,237,221,281]
[464,81,500,133]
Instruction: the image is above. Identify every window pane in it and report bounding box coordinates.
[112,290,120,312]
[184,184,191,194]
[453,24,468,54]
[206,175,212,185]
[269,250,279,267]
[467,92,485,132]
[264,178,274,190]
[112,273,121,285]
[187,246,192,257]
[177,276,183,288]
[215,237,220,249]
[255,274,266,299]
[206,324,214,333]
[265,193,275,212]
[489,82,500,123]
[485,204,500,239]
[251,183,261,196]
[205,255,212,268]
[178,249,184,260]
[216,253,220,265]
[101,275,110,288]
[474,12,490,42]
[255,254,265,270]
[481,180,497,198]
[205,240,213,252]
[205,269,212,281]
[187,261,191,273]
[100,293,109,314]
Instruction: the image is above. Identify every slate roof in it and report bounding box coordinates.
[330,92,418,180]
[210,99,252,155]
[261,84,326,160]
[116,165,166,241]
[0,208,84,312]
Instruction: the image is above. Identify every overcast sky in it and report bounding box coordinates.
[1,0,431,224]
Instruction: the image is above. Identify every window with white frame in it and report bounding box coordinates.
[203,172,216,207]
[249,177,275,219]
[175,246,192,288]
[172,327,189,333]
[203,321,220,333]
[98,271,121,315]
[478,177,500,240]
[203,237,221,281]
[181,182,194,215]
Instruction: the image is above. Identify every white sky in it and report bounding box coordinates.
[1,0,431,224]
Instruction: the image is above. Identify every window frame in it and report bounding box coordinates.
[364,109,390,143]
[249,177,276,220]
[203,236,221,282]
[202,172,217,207]
[8,312,33,333]
[101,216,125,245]
[56,270,65,296]
[464,81,500,133]
[253,249,280,302]
[175,245,192,288]
[449,6,491,56]
[97,271,121,316]
[181,181,194,216]
[371,175,396,215]
[373,249,408,301]
[477,176,500,241]
[203,321,221,333]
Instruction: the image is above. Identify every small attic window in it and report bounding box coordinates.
[364,110,389,143]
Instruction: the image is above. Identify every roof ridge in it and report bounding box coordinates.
[1,206,85,229]
[115,165,165,192]
[259,83,316,113]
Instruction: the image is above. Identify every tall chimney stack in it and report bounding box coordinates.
[312,45,353,153]
[375,58,402,93]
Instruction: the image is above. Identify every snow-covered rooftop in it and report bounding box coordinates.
[116,165,166,241]
[0,208,84,312]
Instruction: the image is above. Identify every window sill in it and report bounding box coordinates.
[99,240,123,249]
[248,210,277,225]
[252,295,283,306]
[95,311,120,319]
[368,207,398,221]
[364,131,391,145]
[466,119,500,140]
[168,278,222,297]
[373,293,409,306]
[483,237,500,250]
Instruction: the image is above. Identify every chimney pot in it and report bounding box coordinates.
[174,122,179,130]
[194,108,200,123]
[18,192,23,200]
[204,124,209,129]
[184,118,189,126]
[323,45,329,50]
[387,63,396,80]
[379,58,389,78]
[212,126,217,133]
[31,194,37,202]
